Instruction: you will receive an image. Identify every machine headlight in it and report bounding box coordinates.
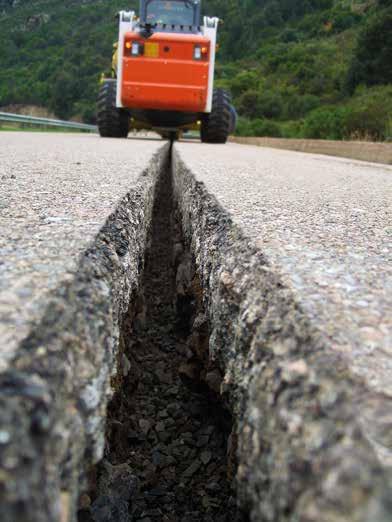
[125,41,144,56]
[194,45,202,60]
[131,42,142,56]
[194,45,208,60]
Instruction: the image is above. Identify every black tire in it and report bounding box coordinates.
[97,80,129,138]
[201,88,232,144]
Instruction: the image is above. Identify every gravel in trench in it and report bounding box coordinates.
[78,156,245,522]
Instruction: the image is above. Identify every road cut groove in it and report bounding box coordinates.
[78,149,246,522]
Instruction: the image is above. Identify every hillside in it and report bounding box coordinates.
[0,0,391,139]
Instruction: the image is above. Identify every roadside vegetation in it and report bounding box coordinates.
[0,0,391,140]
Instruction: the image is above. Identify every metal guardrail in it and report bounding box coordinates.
[0,112,97,132]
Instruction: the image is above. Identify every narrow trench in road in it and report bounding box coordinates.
[78,147,247,522]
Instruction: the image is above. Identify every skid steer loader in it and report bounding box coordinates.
[97,0,236,142]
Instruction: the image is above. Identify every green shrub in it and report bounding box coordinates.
[238,90,283,119]
[251,119,282,137]
[237,90,260,118]
[280,120,304,139]
[285,94,320,119]
[344,85,392,140]
[302,86,392,141]
[235,117,254,137]
[230,70,261,98]
[235,117,282,138]
[257,91,284,119]
[344,106,387,141]
[344,86,392,140]
[236,117,282,138]
[303,106,348,140]
[72,101,96,124]
[329,10,360,33]
[279,28,301,43]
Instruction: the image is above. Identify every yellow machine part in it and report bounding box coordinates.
[112,43,118,77]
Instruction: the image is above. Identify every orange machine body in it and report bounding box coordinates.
[121,32,211,112]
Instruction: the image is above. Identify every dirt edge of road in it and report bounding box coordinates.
[230,136,392,165]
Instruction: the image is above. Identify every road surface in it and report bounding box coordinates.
[175,141,392,394]
[1,133,391,522]
[0,132,163,371]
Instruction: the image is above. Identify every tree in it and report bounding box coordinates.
[49,70,80,119]
[346,7,392,93]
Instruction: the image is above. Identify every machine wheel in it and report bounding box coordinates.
[97,80,129,138]
[201,88,232,144]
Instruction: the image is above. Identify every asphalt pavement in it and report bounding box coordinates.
[176,142,392,388]
[175,140,392,460]
[1,133,391,521]
[2,133,390,395]
[0,132,164,371]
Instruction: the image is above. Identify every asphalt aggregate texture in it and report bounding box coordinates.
[0,132,163,371]
[2,132,392,519]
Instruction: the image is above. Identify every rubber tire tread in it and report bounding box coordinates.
[201,89,232,144]
[97,80,129,138]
